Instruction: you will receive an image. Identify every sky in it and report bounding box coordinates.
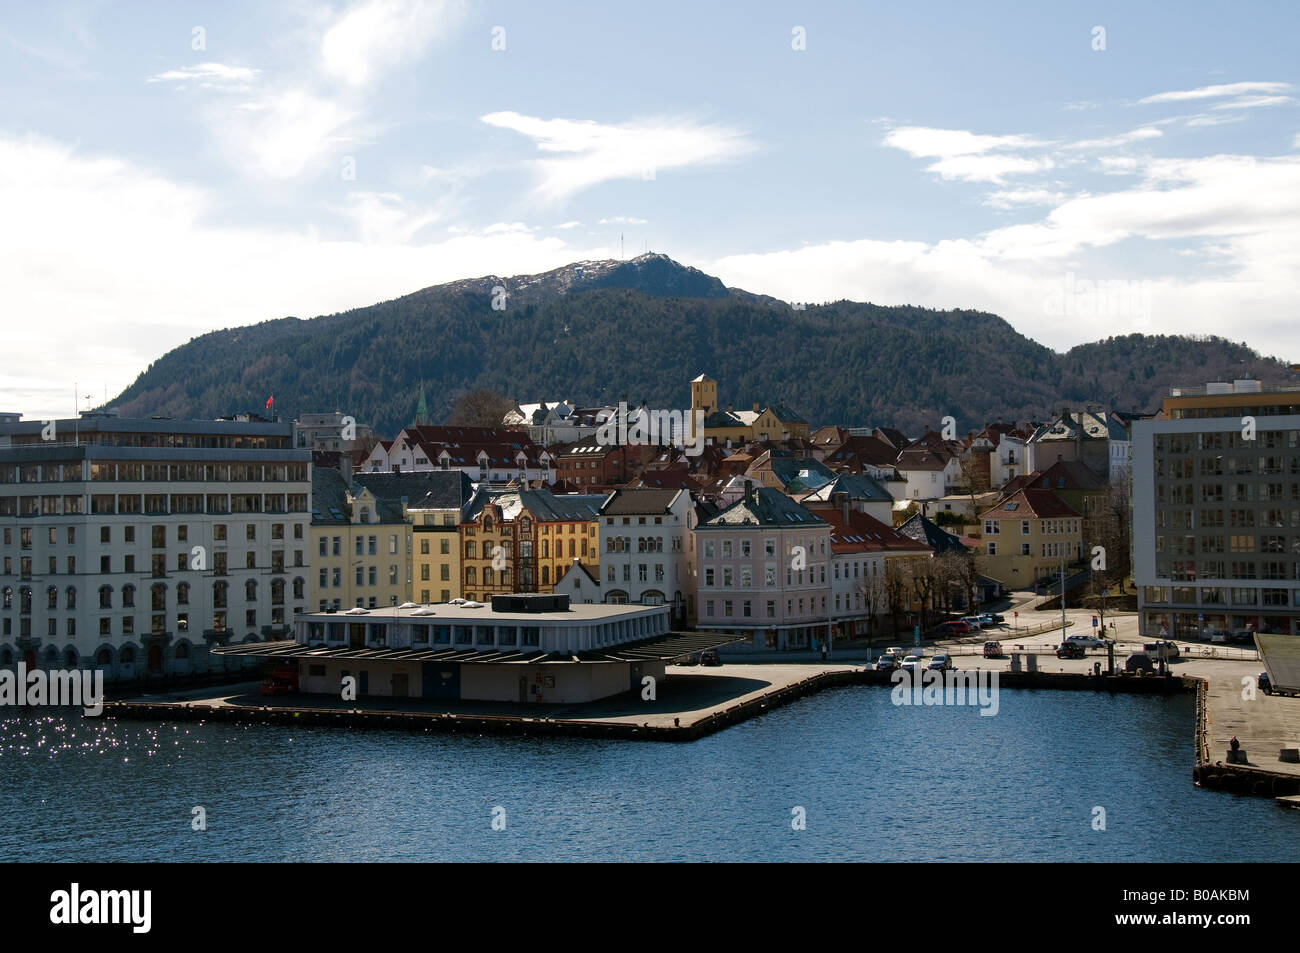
[2,0,1299,420]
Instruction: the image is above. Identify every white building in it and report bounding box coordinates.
[594,488,695,626]
[216,594,712,704]
[0,413,312,682]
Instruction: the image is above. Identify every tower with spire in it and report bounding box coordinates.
[414,384,430,426]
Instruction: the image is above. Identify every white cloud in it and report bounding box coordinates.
[1210,95,1293,110]
[321,0,463,88]
[925,154,1054,183]
[1066,127,1162,149]
[1137,81,1291,104]
[481,111,756,202]
[147,62,261,89]
[334,191,440,244]
[597,216,648,225]
[984,189,1069,209]
[0,135,608,419]
[707,151,1300,352]
[881,125,1053,183]
[882,127,1045,158]
[555,220,582,229]
[224,89,359,179]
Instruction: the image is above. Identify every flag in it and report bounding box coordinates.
[266,396,273,410]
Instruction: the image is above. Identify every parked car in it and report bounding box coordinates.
[1065,634,1108,649]
[1259,671,1273,695]
[874,654,899,671]
[983,640,1003,659]
[1144,640,1180,661]
[927,654,953,671]
[1209,629,1229,644]
[677,653,699,666]
[1229,630,1256,646]
[699,649,722,667]
[976,613,1003,627]
[1056,642,1087,659]
[885,646,906,658]
[900,655,924,672]
[934,621,970,636]
[1124,652,1155,674]
[961,616,985,630]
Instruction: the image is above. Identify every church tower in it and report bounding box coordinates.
[690,374,717,417]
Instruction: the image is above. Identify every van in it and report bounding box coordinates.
[1144,640,1180,661]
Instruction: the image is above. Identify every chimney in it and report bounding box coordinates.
[752,402,759,413]
[744,478,754,503]
[728,404,734,414]
[339,452,353,484]
[833,491,850,524]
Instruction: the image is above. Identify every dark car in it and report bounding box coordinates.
[677,653,699,666]
[1259,671,1273,695]
[1124,652,1155,674]
[874,654,900,671]
[1056,642,1086,659]
[699,649,722,667]
[1229,630,1256,646]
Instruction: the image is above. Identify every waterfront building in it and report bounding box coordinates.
[0,412,311,681]
[215,594,710,704]
[1133,380,1300,639]
[694,483,831,651]
[595,487,695,625]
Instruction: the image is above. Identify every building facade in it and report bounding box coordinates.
[0,413,311,681]
[1134,381,1300,640]
[694,484,832,651]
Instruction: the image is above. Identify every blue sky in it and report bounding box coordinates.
[2,0,1299,419]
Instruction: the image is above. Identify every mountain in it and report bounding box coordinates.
[108,253,1295,435]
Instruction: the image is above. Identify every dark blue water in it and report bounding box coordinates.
[2,688,1294,861]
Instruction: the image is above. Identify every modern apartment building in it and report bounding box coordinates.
[0,412,311,681]
[694,483,832,651]
[1134,380,1300,640]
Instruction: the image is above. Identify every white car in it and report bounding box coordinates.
[961,617,985,630]
[900,655,924,672]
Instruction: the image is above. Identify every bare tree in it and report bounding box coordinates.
[446,389,515,427]
[859,564,884,638]
[883,558,911,636]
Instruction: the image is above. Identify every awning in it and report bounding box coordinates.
[212,631,743,665]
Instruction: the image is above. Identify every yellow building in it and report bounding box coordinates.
[456,488,604,599]
[689,373,810,444]
[310,471,412,610]
[977,488,1083,589]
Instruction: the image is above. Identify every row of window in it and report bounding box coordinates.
[701,538,826,559]
[0,494,310,516]
[317,534,401,557]
[702,565,828,588]
[704,596,829,619]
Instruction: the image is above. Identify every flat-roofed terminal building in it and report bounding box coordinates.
[215,593,728,704]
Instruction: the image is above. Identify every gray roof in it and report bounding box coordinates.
[519,489,608,521]
[598,487,682,516]
[702,487,826,529]
[352,470,473,510]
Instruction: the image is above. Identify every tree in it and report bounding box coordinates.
[446,389,515,427]
[883,558,911,637]
[859,561,885,639]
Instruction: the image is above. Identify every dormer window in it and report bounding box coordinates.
[360,506,371,523]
